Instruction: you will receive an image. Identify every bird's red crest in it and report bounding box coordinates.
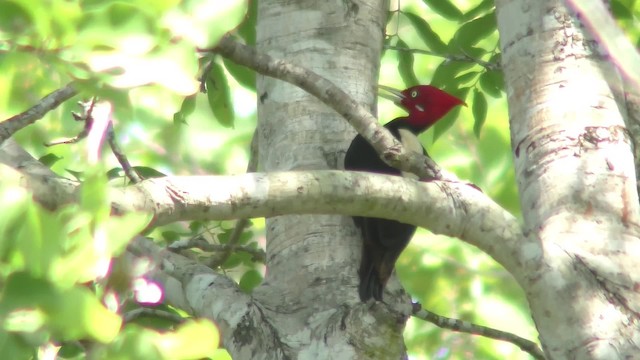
[400,85,465,129]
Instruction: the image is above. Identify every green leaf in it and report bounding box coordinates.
[1,273,121,343]
[430,60,477,88]
[422,0,464,21]
[463,0,495,21]
[396,39,419,87]
[0,2,31,36]
[176,0,247,48]
[45,286,122,342]
[38,153,63,167]
[100,325,163,359]
[239,269,263,293]
[479,69,504,97]
[0,331,33,360]
[156,320,220,359]
[612,0,633,19]
[19,206,65,279]
[206,62,235,128]
[132,166,167,179]
[237,0,257,45]
[79,168,109,220]
[221,253,242,269]
[223,58,256,90]
[472,89,488,137]
[65,169,84,181]
[188,220,204,233]
[453,71,480,87]
[403,12,448,54]
[173,94,197,125]
[162,231,180,242]
[106,167,123,180]
[453,12,497,49]
[0,184,31,271]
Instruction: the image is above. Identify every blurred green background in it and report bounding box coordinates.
[1,0,639,359]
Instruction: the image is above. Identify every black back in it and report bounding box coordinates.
[344,118,425,301]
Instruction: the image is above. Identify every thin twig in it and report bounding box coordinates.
[44,98,96,147]
[1,83,78,144]
[412,302,546,360]
[107,125,142,183]
[385,45,501,71]
[170,237,266,263]
[44,97,142,183]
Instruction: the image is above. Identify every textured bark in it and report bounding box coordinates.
[496,0,640,358]
[252,1,408,358]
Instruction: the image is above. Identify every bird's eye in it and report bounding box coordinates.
[411,90,418,98]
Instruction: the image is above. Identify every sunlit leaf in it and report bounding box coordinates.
[422,0,464,21]
[453,71,480,87]
[100,325,163,359]
[463,0,495,21]
[430,60,476,88]
[45,286,122,342]
[454,12,497,49]
[403,12,448,54]
[156,320,220,359]
[164,0,247,48]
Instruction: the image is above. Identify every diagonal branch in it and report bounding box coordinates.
[213,36,441,179]
[127,236,288,359]
[0,83,78,144]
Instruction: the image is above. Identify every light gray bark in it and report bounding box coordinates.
[496,0,640,358]
[253,1,407,358]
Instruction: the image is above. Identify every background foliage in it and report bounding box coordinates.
[1,0,639,359]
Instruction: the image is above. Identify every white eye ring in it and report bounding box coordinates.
[411,90,418,98]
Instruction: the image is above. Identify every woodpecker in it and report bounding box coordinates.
[344,85,465,301]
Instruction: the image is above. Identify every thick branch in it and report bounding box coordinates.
[214,36,441,179]
[6,151,527,280]
[128,236,288,359]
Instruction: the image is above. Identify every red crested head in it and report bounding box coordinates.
[379,85,466,130]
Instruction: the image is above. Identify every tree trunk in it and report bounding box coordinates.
[251,0,409,358]
[496,0,640,358]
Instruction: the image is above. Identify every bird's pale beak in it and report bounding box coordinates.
[377,85,405,104]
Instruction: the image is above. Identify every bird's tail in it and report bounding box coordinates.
[358,250,384,301]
